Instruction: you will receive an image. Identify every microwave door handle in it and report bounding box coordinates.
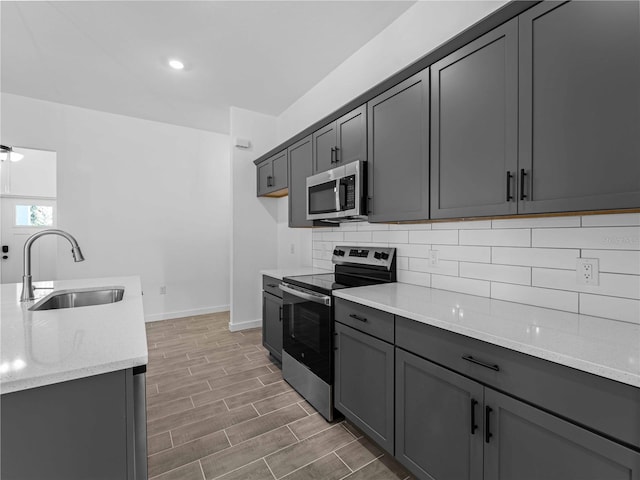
[338,181,346,210]
[335,182,341,212]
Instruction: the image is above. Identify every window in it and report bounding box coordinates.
[15,205,53,227]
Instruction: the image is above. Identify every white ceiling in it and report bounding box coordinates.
[1,1,416,133]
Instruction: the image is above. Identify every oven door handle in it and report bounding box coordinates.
[279,283,332,306]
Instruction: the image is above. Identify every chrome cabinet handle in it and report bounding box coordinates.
[349,313,367,322]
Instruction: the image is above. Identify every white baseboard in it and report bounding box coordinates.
[228,318,262,332]
[145,305,230,323]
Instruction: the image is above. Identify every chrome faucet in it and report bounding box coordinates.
[20,229,85,302]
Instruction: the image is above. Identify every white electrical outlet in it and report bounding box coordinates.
[160,285,167,295]
[429,249,439,266]
[576,258,599,286]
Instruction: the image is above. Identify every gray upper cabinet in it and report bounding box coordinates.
[396,348,484,480]
[368,69,430,223]
[312,105,367,174]
[483,388,640,480]
[518,0,640,214]
[288,135,314,227]
[257,150,288,197]
[431,19,518,219]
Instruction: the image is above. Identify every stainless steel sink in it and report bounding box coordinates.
[29,287,125,311]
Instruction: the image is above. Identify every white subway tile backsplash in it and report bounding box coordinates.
[321,231,344,242]
[532,227,640,250]
[344,231,373,242]
[532,268,640,300]
[435,245,491,263]
[432,220,492,230]
[389,223,432,230]
[492,216,581,229]
[357,223,389,231]
[396,256,409,270]
[491,283,579,313]
[580,294,640,324]
[373,230,409,243]
[582,249,640,275]
[492,247,579,270]
[581,213,640,227]
[432,275,490,297]
[310,213,640,321]
[409,230,458,245]
[410,258,459,276]
[460,262,531,285]
[398,270,431,287]
[460,229,530,247]
[396,244,431,258]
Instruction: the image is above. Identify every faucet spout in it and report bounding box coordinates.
[20,229,85,302]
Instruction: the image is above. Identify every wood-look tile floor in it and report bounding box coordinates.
[145,313,415,480]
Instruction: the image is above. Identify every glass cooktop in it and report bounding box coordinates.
[282,273,387,296]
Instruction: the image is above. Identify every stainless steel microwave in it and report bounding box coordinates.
[306,160,367,222]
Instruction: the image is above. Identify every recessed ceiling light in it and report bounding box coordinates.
[169,59,184,70]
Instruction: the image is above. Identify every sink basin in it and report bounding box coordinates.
[29,287,125,311]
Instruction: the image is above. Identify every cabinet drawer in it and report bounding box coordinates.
[335,298,394,343]
[262,276,282,299]
[396,316,640,449]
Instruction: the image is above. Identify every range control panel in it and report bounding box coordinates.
[331,246,395,269]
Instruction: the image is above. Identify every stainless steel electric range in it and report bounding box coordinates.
[279,246,396,421]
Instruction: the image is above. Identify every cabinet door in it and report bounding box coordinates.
[368,69,430,222]
[288,135,313,227]
[336,105,367,166]
[257,161,273,196]
[431,20,518,219]
[484,388,640,480]
[335,322,394,454]
[263,291,283,362]
[312,122,337,174]
[518,1,640,214]
[395,348,483,480]
[271,150,288,192]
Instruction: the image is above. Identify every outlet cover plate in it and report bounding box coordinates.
[576,258,599,286]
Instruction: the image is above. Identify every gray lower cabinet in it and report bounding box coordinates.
[396,347,640,480]
[367,69,430,222]
[518,0,640,214]
[288,135,313,227]
[257,150,288,196]
[430,19,518,219]
[262,276,283,362]
[395,348,483,480]
[334,321,394,454]
[1,369,141,480]
[484,388,640,480]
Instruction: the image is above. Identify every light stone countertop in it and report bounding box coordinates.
[1,276,148,394]
[260,267,331,281]
[334,283,640,388]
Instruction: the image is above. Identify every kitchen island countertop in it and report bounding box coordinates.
[335,282,640,388]
[1,276,148,394]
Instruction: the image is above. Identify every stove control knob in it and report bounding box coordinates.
[334,249,345,257]
[380,252,390,260]
[374,252,382,260]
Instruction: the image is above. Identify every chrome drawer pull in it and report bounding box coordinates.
[462,355,500,372]
[349,313,367,322]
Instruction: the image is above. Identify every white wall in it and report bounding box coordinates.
[229,107,280,331]
[1,93,231,321]
[277,0,508,140]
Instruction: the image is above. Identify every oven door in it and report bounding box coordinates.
[279,282,333,384]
